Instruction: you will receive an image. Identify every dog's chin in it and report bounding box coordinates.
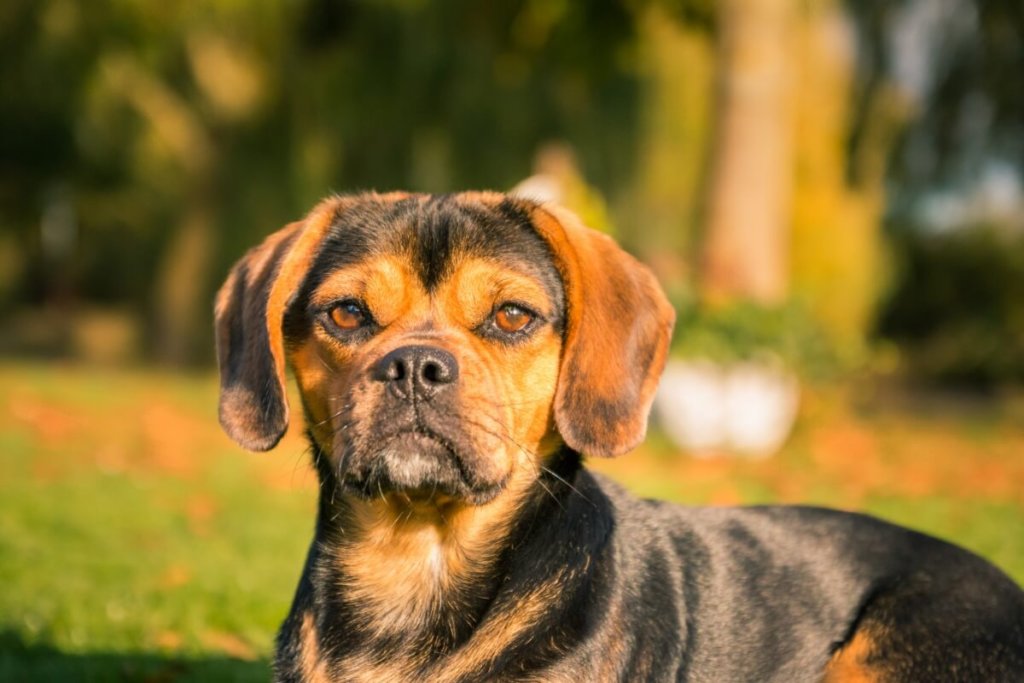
[341,431,503,507]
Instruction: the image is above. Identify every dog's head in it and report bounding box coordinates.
[215,192,674,506]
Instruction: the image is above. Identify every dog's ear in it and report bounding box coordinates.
[214,200,344,451]
[530,204,676,457]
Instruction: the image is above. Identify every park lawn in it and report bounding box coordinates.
[1,361,1023,681]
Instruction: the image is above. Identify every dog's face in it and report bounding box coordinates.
[285,196,567,505]
[215,192,674,509]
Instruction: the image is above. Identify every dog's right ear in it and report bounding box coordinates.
[213,199,345,451]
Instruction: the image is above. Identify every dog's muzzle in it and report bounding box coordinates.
[341,344,501,503]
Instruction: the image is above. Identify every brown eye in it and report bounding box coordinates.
[329,302,366,330]
[494,304,534,333]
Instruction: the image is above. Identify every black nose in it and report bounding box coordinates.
[373,345,459,400]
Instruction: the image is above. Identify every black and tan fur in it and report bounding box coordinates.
[215,192,1024,682]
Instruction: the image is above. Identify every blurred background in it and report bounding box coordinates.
[1,0,1022,680]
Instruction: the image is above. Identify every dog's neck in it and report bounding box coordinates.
[325,478,532,641]
[305,447,606,676]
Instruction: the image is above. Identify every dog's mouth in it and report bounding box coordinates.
[340,429,504,506]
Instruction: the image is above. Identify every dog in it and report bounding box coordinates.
[215,192,1024,682]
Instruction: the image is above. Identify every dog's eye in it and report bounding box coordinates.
[494,304,534,334]
[329,302,367,331]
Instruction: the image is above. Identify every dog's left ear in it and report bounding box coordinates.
[214,199,344,451]
[530,204,676,457]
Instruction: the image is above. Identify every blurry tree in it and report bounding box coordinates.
[847,0,1024,208]
[1,0,644,365]
[0,0,294,363]
[287,0,641,196]
[700,0,797,306]
[80,4,289,365]
[879,226,1024,387]
[845,0,1024,381]
[631,3,714,291]
[96,52,218,364]
[647,0,1023,370]
[789,1,906,362]
[3,0,1019,375]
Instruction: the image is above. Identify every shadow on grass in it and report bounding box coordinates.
[0,631,270,683]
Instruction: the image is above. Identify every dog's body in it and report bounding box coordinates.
[216,192,1024,682]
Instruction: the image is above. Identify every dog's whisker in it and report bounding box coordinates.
[335,442,353,481]
[461,413,538,461]
[474,396,550,409]
[461,413,592,507]
[535,476,565,512]
[386,506,406,535]
[464,423,538,468]
[539,465,591,505]
[311,405,355,429]
[288,444,314,487]
[434,505,473,558]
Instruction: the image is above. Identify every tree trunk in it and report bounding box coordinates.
[701,0,797,305]
[153,197,215,364]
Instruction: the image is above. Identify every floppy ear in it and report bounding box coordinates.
[214,199,344,451]
[530,204,676,457]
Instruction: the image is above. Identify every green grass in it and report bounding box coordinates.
[0,363,316,681]
[1,361,1022,680]
[0,462,311,651]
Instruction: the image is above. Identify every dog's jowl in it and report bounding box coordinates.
[215,192,1024,682]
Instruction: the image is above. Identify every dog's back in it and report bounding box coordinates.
[591,473,1024,681]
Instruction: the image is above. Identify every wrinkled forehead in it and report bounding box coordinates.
[298,194,565,310]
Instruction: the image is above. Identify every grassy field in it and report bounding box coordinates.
[1,361,1022,681]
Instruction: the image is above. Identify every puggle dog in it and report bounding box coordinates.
[215,192,1024,682]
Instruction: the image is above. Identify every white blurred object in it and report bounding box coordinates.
[654,359,800,458]
[723,362,800,456]
[510,174,562,205]
[655,361,726,455]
